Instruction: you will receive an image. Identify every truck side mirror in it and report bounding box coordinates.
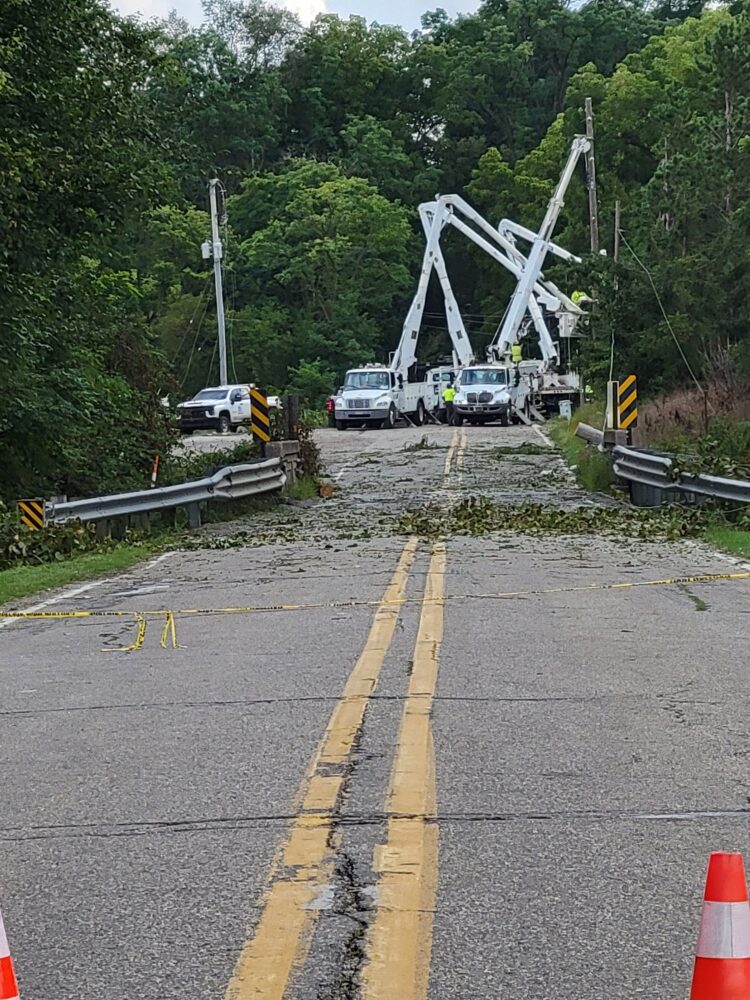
[398,374,404,388]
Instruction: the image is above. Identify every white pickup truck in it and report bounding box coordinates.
[178,385,282,434]
[177,384,252,434]
[334,364,452,430]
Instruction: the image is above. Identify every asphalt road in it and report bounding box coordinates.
[2,423,750,999]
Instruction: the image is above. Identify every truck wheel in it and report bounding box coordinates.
[499,412,509,427]
[453,413,464,426]
[415,400,426,426]
[335,420,348,431]
[181,429,194,436]
[218,413,231,434]
[384,405,397,429]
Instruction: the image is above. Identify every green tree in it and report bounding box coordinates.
[230,162,413,380]
[0,0,174,501]
[287,359,337,406]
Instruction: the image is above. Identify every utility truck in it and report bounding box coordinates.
[335,135,590,429]
[334,198,474,430]
[333,363,455,430]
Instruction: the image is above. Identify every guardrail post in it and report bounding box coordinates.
[186,502,201,529]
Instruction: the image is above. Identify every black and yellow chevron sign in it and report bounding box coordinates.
[18,499,46,531]
[617,374,638,430]
[250,387,271,444]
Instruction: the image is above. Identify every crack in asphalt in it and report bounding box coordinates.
[4,806,750,843]
[2,693,730,719]
[316,850,371,1000]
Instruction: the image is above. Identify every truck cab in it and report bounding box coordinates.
[453,365,527,426]
[334,367,398,429]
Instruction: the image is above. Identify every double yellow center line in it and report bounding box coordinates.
[361,543,446,999]
[226,429,458,998]
[225,538,418,999]
[443,428,467,480]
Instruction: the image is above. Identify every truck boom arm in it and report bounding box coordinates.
[490,135,590,360]
[391,201,474,375]
[392,139,588,377]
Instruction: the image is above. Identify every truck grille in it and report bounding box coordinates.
[466,391,493,404]
[351,398,371,409]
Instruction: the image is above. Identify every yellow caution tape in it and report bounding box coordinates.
[2,570,748,625]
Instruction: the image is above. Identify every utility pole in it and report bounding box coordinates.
[208,178,228,386]
[584,97,599,254]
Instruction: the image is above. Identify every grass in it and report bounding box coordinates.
[703,525,750,560]
[547,404,614,493]
[285,476,320,501]
[0,544,157,606]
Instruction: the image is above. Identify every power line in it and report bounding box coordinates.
[619,230,705,397]
[180,294,211,388]
[171,278,211,366]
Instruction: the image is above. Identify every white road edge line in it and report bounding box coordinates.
[533,424,554,448]
[0,550,177,631]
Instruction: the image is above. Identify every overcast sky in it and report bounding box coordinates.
[111,0,481,30]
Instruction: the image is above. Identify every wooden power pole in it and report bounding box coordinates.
[584,97,599,254]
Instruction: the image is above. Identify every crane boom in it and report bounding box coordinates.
[391,137,589,379]
[490,135,590,361]
[391,201,474,375]
[498,219,581,265]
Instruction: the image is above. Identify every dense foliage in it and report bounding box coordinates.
[1,0,747,502]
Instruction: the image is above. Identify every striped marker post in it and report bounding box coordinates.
[617,374,638,431]
[691,852,750,999]
[0,906,20,1000]
[250,387,271,455]
[16,499,45,531]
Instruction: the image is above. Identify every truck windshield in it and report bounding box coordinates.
[460,369,508,386]
[344,371,390,390]
[194,389,229,401]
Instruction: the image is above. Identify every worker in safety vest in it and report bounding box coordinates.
[442,381,456,425]
[571,290,592,307]
[511,343,523,386]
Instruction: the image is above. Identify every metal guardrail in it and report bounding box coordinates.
[47,459,286,526]
[573,423,750,506]
[613,446,750,506]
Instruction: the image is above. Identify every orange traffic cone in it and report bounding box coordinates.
[691,852,750,1000]
[0,906,19,1000]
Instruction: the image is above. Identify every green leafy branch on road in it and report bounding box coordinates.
[493,443,552,456]
[403,435,439,452]
[398,496,713,541]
